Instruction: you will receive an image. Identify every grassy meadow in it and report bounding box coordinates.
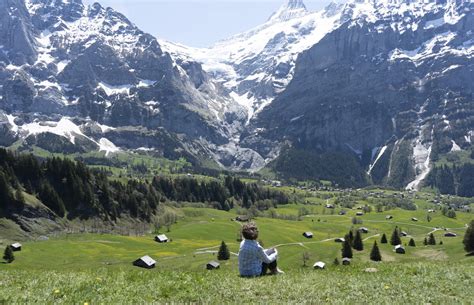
[1,203,473,303]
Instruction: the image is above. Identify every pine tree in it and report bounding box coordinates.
[463,220,474,254]
[3,246,14,263]
[423,237,428,245]
[348,230,354,246]
[333,258,340,265]
[390,227,401,246]
[408,238,416,247]
[353,230,364,251]
[370,241,382,261]
[381,233,388,244]
[341,239,353,259]
[217,241,230,260]
[428,233,436,245]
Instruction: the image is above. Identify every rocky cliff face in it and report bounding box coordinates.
[1,0,473,188]
[245,0,474,189]
[160,1,346,122]
[0,0,266,169]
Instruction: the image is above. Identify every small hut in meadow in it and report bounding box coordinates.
[334,238,345,243]
[394,245,406,254]
[386,215,393,220]
[133,255,156,269]
[339,210,347,215]
[411,217,418,222]
[236,216,250,222]
[400,231,408,237]
[356,212,364,216]
[313,261,326,269]
[444,232,457,237]
[10,243,21,251]
[155,234,169,243]
[358,227,369,234]
[342,258,351,265]
[303,232,314,239]
[207,261,220,270]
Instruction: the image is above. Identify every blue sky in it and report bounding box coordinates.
[83,0,335,47]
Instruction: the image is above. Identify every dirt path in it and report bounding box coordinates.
[363,234,380,241]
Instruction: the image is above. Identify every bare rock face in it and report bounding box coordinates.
[0,0,37,65]
[2,70,36,112]
[0,0,248,169]
[244,1,474,187]
[0,0,473,185]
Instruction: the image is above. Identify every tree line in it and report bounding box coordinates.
[0,149,288,221]
[426,164,474,197]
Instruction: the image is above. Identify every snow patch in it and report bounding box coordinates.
[97,123,116,133]
[98,138,120,156]
[21,118,86,144]
[56,60,70,73]
[406,133,433,191]
[368,145,388,175]
[98,82,132,96]
[6,114,19,134]
[451,140,461,152]
[424,17,445,30]
[138,79,156,87]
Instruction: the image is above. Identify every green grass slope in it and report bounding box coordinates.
[0,205,472,303]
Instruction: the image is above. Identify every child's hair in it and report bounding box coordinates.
[242,222,259,240]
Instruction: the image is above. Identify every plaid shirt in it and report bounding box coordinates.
[238,239,277,277]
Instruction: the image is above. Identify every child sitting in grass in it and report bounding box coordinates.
[238,222,284,277]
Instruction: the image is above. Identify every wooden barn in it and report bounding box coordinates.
[444,232,457,237]
[394,245,406,254]
[411,218,418,222]
[356,212,364,216]
[313,261,326,269]
[10,243,21,252]
[334,238,345,243]
[235,216,250,222]
[400,231,408,237]
[386,215,393,220]
[207,261,220,270]
[155,234,169,243]
[133,255,156,269]
[358,227,369,234]
[303,232,314,239]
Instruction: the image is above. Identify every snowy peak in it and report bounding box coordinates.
[268,0,308,22]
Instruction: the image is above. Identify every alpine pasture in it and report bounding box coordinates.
[1,198,473,303]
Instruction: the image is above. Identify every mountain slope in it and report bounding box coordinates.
[0,0,263,168]
[245,0,474,189]
[160,1,346,121]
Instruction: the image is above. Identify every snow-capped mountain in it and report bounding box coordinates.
[0,0,263,169]
[244,0,474,189]
[1,0,473,188]
[160,1,347,122]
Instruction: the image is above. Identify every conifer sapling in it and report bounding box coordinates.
[217,241,230,260]
[370,241,382,262]
[3,246,14,263]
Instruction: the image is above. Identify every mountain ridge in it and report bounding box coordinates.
[1,0,473,189]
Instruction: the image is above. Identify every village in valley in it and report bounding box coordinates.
[2,182,473,270]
